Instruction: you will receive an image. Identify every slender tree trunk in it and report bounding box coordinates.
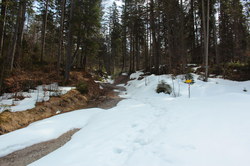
[10,0,24,71]
[0,0,7,58]
[135,34,139,70]
[149,23,153,72]
[206,0,210,81]
[194,7,200,63]
[150,0,160,74]
[71,34,81,67]
[65,0,74,82]
[190,0,196,63]
[213,13,219,64]
[82,54,87,71]
[0,0,7,91]
[129,29,133,73]
[132,32,135,72]
[144,0,149,72]
[121,1,127,73]
[16,0,27,67]
[0,0,7,93]
[202,0,210,81]
[40,0,49,63]
[57,0,66,73]
[80,47,84,68]
[180,0,185,72]
[202,0,206,63]
[83,30,88,72]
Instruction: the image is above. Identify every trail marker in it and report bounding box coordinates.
[184,79,194,98]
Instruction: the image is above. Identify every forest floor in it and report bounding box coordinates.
[0,81,127,166]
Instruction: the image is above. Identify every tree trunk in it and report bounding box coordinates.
[144,0,149,72]
[40,0,49,63]
[121,0,127,73]
[132,32,135,72]
[202,0,210,81]
[0,0,7,93]
[15,0,27,67]
[57,0,66,73]
[64,0,74,82]
[9,0,24,71]
[0,0,7,58]
[213,13,219,64]
[150,0,159,74]
[82,54,87,71]
[180,0,185,72]
[190,0,196,63]
[71,34,81,67]
[129,29,133,73]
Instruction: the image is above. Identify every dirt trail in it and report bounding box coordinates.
[0,129,80,166]
[87,83,126,109]
[0,83,127,166]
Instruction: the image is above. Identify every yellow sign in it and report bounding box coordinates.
[185,80,193,84]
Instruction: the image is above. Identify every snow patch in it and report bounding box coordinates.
[0,84,75,113]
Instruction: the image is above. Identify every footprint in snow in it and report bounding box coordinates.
[113,148,123,154]
[131,123,138,128]
[134,138,149,146]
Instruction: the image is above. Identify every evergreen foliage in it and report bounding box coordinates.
[76,82,89,94]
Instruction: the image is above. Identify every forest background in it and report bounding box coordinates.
[0,0,249,94]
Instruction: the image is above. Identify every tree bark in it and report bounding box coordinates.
[180,0,185,72]
[144,0,149,72]
[57,0,66,73]
[65,0,74,82]
[202,0,210,81]
[0,0,7,58]
[129,28,133,73]
[71,34,81,67]
[150,0,160,74]
[121,0,127,73]
[212,13,219,64]
[190,0,196,63]
[40,0,49,63]
[9,0,24,71]
[15,0,27,67]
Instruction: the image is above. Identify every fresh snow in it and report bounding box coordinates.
[0,72,250,166]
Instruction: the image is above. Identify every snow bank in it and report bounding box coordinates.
[0,108,102,157]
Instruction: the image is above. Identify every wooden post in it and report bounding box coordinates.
[188,84,190,98]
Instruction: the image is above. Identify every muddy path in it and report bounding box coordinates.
[0,83,126,166]
[87,83,126,109]
[0,129,80,166]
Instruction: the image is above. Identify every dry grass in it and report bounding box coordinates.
[0,90,89,135]
[0,71,122,135]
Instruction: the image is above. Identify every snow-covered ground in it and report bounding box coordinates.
[1,72,250,166]
[0,83,75,113]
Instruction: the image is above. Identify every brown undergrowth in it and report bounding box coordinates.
[0,72,129,135]
[0,90,91,135]
[0,71,105,135]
